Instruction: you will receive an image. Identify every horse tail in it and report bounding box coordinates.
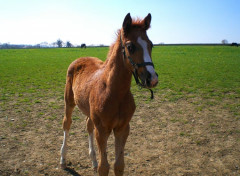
[64,64,76,107]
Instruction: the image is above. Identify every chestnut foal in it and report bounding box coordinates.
[60,13,158,176]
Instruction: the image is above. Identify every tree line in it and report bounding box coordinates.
[1,39,238,49]
[0,39,87,49]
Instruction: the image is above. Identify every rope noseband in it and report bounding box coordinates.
[120,34,154,99]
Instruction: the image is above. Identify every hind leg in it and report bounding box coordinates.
[86,117,98,173]
[60,77,75,169]
[60,104,75,169]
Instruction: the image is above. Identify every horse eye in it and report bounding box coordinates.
[127,43,135,54]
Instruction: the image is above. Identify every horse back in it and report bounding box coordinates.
[65,57,104,115]
[67,57,103,78]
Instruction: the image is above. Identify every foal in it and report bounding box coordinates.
[60,13,158,176]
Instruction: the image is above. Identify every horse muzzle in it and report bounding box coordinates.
[141,71,158,88]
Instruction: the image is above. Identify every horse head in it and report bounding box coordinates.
[121,13,158,89]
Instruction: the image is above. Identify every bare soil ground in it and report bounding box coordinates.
[0,93,240,176]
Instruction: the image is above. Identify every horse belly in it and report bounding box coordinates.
[72,84,91,117]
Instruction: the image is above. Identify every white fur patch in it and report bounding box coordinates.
[88,133,98,169]
[137,37,156,77]
[60,130,69,165]
[92,69,104,80]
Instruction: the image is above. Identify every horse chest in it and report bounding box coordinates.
[91,92,136,128]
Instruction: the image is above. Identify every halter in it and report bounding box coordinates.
[120,34,154,99]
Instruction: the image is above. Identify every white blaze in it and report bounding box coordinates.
[137,37,156,78]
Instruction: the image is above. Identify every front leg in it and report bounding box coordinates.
[113,124,130,176]
[94,124,111,176]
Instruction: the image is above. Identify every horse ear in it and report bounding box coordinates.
[144,13,151,30]
[122,13,132,35]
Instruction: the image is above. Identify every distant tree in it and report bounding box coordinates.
[2,43,9,49]
[51,42,57,48]
[35,44,41,48]
[221,39,228,45]
[56,39,63,48]
[40,42,49,48]
[66,41,72,48]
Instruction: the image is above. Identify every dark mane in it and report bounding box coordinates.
[107,30,121,60]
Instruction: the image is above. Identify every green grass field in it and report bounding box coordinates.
[0,46,239,102]
[0,46,240,175]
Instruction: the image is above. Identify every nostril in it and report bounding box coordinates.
[147,71,151,80]
[146,71,152,87]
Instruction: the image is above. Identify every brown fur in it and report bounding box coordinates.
[61,13,157,176]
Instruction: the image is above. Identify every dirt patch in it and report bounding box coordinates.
[0,93,240,175]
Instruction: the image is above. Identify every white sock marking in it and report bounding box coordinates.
[60,130,69,165]
[88,133,98,169]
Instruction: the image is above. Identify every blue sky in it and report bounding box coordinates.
[0,0,239,45]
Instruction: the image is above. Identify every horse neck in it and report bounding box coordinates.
[104,37,132,96]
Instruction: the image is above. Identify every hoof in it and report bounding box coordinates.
[60,163,67,169]
[93,166,98,175]
[94,168,98,176]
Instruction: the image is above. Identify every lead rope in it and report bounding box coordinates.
[120,34,154,99]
